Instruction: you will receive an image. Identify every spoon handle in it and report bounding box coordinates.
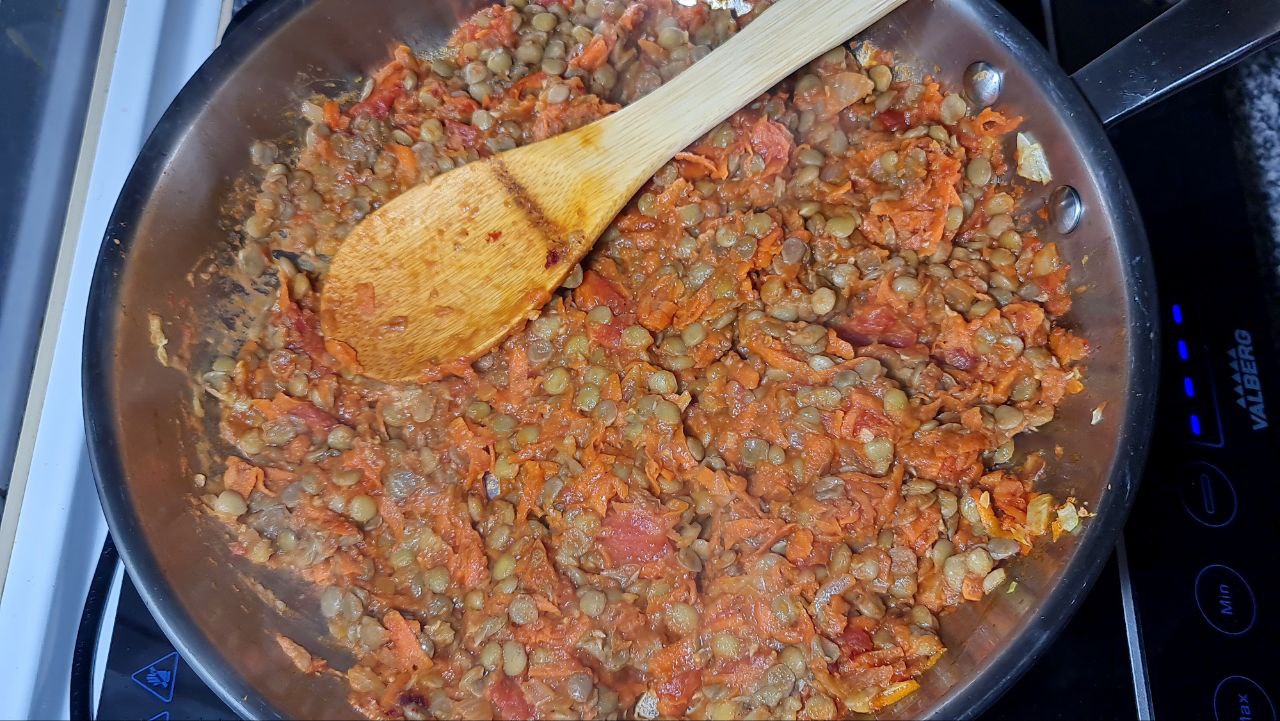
[597,0,907,173]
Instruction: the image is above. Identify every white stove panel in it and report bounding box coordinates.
[0,1,223,717]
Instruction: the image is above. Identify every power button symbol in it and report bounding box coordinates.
[1180,461,1237,528]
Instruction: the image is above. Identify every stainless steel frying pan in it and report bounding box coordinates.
[83,0,1280,718]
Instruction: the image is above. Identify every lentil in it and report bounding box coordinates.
[206,7,1088,718]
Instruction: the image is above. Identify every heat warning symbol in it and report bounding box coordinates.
[131,650,180,703]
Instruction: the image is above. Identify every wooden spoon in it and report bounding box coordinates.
[322,0,905,381]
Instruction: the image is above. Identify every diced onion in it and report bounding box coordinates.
[1016,133,1052,184]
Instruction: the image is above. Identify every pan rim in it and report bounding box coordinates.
[82,0,1159,719]
[84,1,317,718]
[926,0,1158,716]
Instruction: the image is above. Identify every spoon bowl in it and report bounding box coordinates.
[321,0,905,381]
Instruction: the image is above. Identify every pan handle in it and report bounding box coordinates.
[1071,0,1280,127]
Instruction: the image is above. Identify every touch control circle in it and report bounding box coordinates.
[1180,461,1237,528]
[1214,676,1276,721]
[1195,564,1256,636]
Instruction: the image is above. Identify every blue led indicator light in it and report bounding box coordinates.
[1172,304,1183,324]
[1177,340,1189,361]
[1183,377,1195,398]
[1190,414,1202,436]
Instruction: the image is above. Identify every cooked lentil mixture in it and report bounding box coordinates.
[202,0,1092,718]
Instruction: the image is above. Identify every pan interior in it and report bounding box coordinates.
[86,0,1153,718]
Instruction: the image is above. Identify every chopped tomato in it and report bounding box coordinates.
[450,6,518,49]
[749,116,793,175]
[444,119,480,151]
[839,389,895,442]
[488,676,534,720]
[656,670,701,716]
[877,108,907,131]
[587,319,623,348]
[438,93,480,123]
[932,314,979,371]
[529,93,619,142]
[573,270,628,315]
[833,302,917,348]
[288,401,338,432]
[599,505,672,565]
[899,429,988,485]
[350,83,404,120]
[283,304,330,366]
[840,626,875,658]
